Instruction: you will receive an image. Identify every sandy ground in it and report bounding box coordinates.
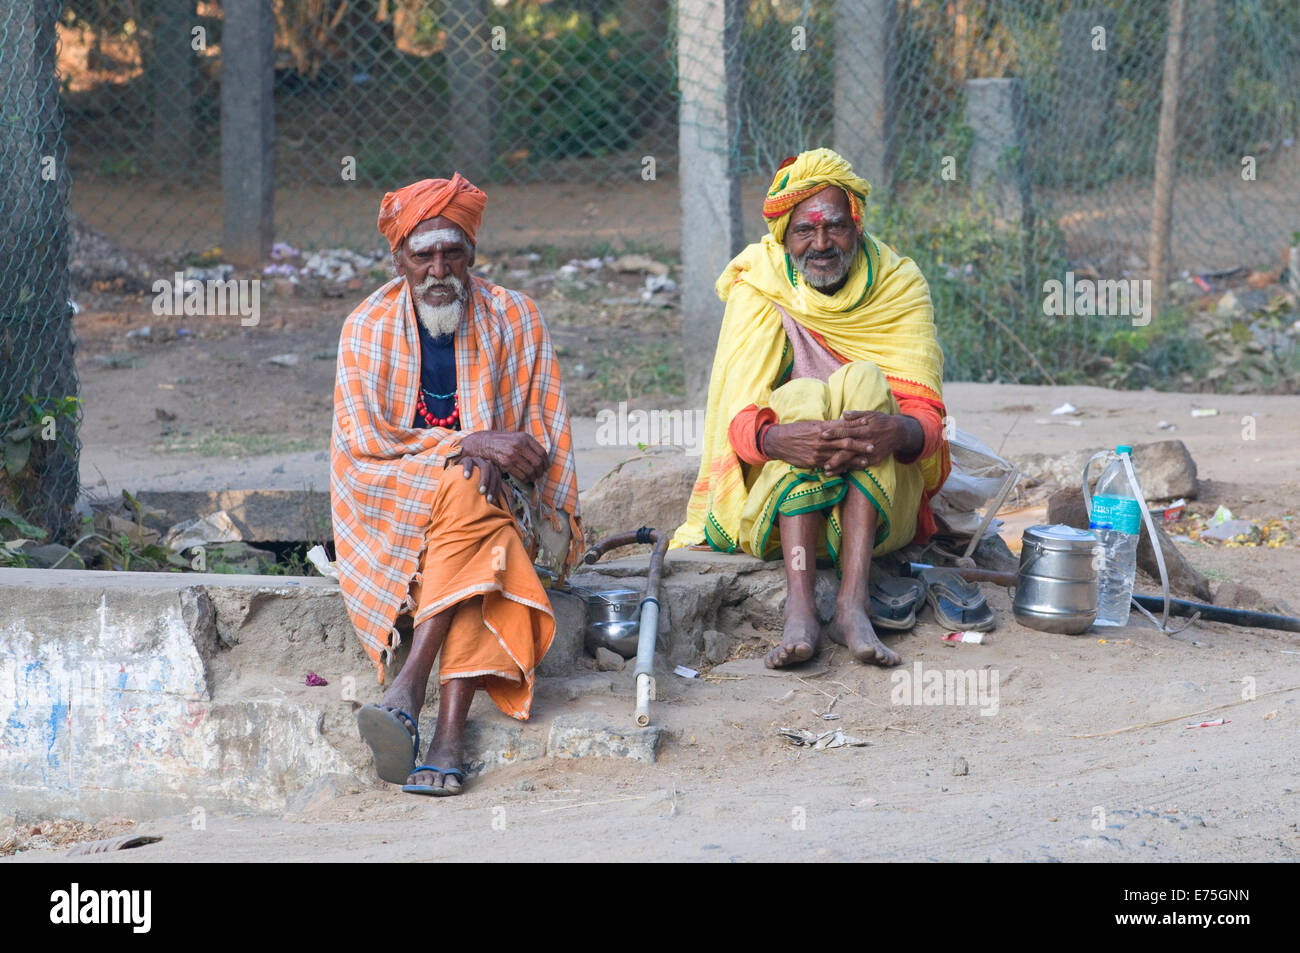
[6,603,1298,862]
[9,288,1300,863]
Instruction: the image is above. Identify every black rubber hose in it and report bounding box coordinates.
[1131,594,1300,633]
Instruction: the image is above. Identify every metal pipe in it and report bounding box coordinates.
[584,527,670,726]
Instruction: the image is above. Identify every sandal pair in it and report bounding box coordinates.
[868,570,998,633]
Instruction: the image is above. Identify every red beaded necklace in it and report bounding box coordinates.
[415,392,459,428]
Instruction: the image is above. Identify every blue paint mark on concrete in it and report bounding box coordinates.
[47,698,66,768]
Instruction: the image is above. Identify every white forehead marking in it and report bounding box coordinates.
[408,227,466,252]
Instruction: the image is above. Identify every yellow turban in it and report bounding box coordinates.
[761,148,872,244]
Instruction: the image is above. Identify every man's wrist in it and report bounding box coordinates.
[762,423,784,458]
[894,414,924,461]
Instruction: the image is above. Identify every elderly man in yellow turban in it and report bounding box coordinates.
[672,148,950,669]
[332,173,584,796]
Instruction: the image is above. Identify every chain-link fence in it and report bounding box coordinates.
[689,0,1300,386]
[6,0,1300,541]
[62,2,1300,262]
[1,0,80,543]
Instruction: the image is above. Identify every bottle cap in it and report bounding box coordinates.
[1116,445,1132,455]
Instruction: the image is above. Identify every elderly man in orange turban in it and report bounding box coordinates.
[332,173,584,796]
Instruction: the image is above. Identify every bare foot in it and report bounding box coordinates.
[405,677,476,794]
[827,606,901,666]
[765,612,821,669]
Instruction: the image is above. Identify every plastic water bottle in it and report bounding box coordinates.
[1088,445,1142,627]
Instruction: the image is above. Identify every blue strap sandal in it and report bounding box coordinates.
[402,764,466,797]
[356,706,420,784]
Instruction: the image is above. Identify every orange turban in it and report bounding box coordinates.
[377,173,487,253]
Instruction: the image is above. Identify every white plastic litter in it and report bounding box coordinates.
[306,544,339,580]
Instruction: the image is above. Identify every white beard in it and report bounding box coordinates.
[415,298,463,336]
[411,273,466,336]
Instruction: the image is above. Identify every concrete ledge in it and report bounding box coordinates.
[0,567,668,821]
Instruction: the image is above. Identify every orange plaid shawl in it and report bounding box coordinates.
[331,275,584,681]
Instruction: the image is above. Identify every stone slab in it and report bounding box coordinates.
[547,713,662,763]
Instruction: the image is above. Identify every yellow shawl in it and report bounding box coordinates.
[670,232,946,551]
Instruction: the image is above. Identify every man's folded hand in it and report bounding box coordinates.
[458,430,548,483]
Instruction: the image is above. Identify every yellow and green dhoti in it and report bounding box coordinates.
[739,361,924,562]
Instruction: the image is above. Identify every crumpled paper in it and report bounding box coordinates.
[777,726,870,750]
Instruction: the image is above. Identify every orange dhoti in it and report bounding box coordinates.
[405,469,555,720]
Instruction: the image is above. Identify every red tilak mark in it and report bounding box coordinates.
[806,210,824,223]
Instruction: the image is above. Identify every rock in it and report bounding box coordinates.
[536,589,584,677]
[1215,290,1240,318]
[68,213,157,293]
[1046,487,1212,601]
[611,253,669,276]
[547,713,662,762]
[578,452,698,544]
[206,541,277,574]
[703,629,732,665]
[971,532,1019,573]
[594,646,625,671]
[538,674,614,701]
[262,353,300,367]
[1212,581,1266,610]
[952,756,969,777]
[461,719,545,773]
[162,510,243,550]
[18,543,78,569]
[1014,440,1197,499]
[138,490,332,544]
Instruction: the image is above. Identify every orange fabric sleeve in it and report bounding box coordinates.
[728,403,779,465]
[894,396,943,465]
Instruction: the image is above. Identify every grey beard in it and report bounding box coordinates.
[412,274,466,336]
[416,299,463,336]
[795,246,852,290]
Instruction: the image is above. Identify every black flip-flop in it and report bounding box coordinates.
[356,705,419,784]
[402,764,466,797]
[919,567,996,632]
[869,577,924,631]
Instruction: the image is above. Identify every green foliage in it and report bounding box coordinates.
[1,395,80,513]
[96,156,139,177]
[873,189,1082,384]
[1094,306,1216,390]
[497,11,668,162]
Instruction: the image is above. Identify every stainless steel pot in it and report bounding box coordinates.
[1012,524,1098,634]
[575,587,642,658]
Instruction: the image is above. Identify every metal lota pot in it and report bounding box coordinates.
[1012,524,1098,635]
[576,587,643,658]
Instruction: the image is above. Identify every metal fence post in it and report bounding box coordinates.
[678,0,745,408]
[221,0,275,268]
[965,77,1030,226]
[1149,0,1187,316]
[833,0,896,195]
